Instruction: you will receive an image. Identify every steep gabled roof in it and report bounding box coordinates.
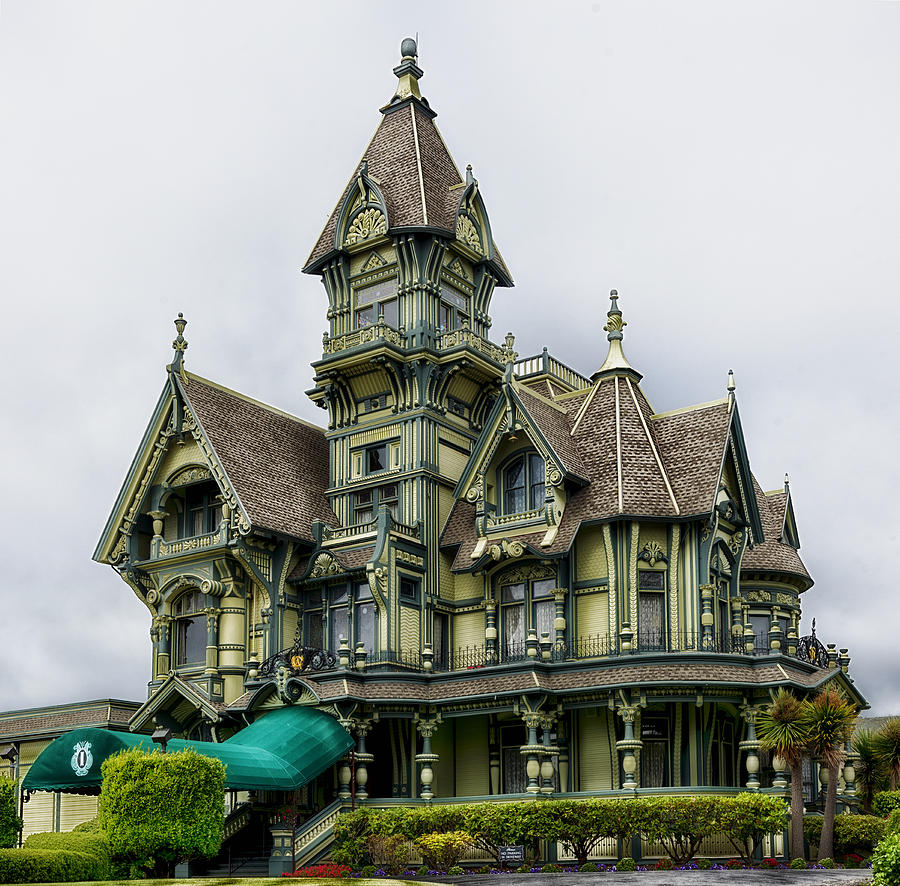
[176,373,337,541]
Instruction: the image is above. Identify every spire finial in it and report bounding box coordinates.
[784,472,790,491]
[390,37,424,104]
[503,332,517,381]
[603,289,626,342]
[727,369,736,406]
[591,289,640,383]
[172,313,188,375]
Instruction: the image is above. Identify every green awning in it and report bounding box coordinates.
[22,706,353,793]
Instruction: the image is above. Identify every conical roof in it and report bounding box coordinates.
[303,39,510,283]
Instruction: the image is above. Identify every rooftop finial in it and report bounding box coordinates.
[784,472,790,491]
[503,332,518,381]
[390,36,424,105]
[172,313,188,375]
[591,290,640,382]
[727,369,736,406]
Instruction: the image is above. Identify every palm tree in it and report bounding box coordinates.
[874,718,900,791]
[802,688,856,861]
[852,728,886,814]
[757,689,807,861]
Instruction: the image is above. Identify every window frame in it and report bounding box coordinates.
[178,482,222,539]
[353,482,399,523]
[325,581,377,654]
[499,451,546,516]
[498,574,558,660]
[437,286,469,333]
[354,278,399,330]
[172,589,208,668]
[637,569,666,650]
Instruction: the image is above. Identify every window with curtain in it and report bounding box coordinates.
[500,452,545,515]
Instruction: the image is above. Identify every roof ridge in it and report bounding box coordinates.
[650,397,729,420]
[625,377,680,515]
[409,104,428,225]
[570,379,602,435]
[183,371,326,434]
[513,379,568,414]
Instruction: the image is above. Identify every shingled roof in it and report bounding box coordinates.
[303,50,510,282]
[741,478,811,586]
[178,373,337,543]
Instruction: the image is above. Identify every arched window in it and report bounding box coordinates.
[501,452,545,515]
[173,590,208,667]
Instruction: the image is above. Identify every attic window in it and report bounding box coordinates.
[178,481,221,539]
[501,453,545,515]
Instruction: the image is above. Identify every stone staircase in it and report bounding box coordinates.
[292,799,345,867]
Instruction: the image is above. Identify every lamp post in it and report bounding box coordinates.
[151,726,173,754]
[1,745,22,848]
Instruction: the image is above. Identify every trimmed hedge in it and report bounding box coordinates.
[23,830,111,876]
[873,832,900,886]
[0,847,105,883]
[332,794,787,866]
[804,814,886,857]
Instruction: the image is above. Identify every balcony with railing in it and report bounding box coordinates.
[255,627,836,685]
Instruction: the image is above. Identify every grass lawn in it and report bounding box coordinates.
[30,881,416,886]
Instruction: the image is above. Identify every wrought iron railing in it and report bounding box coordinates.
[253,627,829,683]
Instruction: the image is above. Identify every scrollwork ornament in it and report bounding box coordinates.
[344,208,387,246]
[638,541,668,567]
[456,214,483,254]
[547,467,563,487]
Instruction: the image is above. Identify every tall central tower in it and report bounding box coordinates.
[302,39,514,650]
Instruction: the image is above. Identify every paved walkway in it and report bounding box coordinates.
[437,871,872,886]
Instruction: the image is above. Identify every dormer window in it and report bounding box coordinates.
[501,453,545,515]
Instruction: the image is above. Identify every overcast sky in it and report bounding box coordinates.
[1,1,898,717]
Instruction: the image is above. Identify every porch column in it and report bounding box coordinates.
[337,717,354,801]
[843,740,858,797]
[616,704,642,791]
[354,721,373,800]
[155,616,171,674]
[520,712,543,794]
[739,706,761,792]
[539,714,557,795]
[768,610,784,653]
[204,608,220,674]
[553,590,567,649]
[415,719,440,800]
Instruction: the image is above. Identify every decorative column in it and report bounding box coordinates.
[354,642,368,669]
[827,644,839,669]
[204,608,220,675]
[525,630,540,661]
[700,584,715,648]
[786,627,798,657]
[557,716,570,793]
[149,510,166,557]
[839,648,851,674]
[415,719,440,800]
[616,705,642,791]
[743,619,756,655]
[421,643,434,672]
[619,623,634,654]
[539,715,557,795]
[771,755,788,793]
[338,756,353,801]
[730,598,744,652]
[155,615,172,674]
[354,722,373,801]
[338,638,351,668]
[484,601,498,664]
[553,590,567,649]
[768,609,783,653]
[520,712,543,794]
[739,707,761,792]
[539,633,553,662]
[843,741,858,797]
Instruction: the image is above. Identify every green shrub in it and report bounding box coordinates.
[697,858,713,869]
[515,863,531,872]
[0,776,21,849]
[541,862,562,872]
[715,793,787,863]
[366,834,409,874]
[887,810,900,837]
[638,796,718,865]
[873,833,900,886]
[790,857,807,869]
[580,862,599,871]
[805,813,885,857]
[415,831,471,873]
[616,857,636,871]
[0,847,105,883]
[22,831,110,878]
[99,746,225,878]
[417,863,430,876]
[875,793,900,817]
[819,857,835,868]
[71,817,102,834]
[447,864,464,875]
[360,864,377,877]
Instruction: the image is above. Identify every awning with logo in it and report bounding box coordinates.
[21,705,353,793]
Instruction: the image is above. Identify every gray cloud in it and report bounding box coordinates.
[1,0,897,714]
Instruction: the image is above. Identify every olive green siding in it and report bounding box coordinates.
[454,715,489,796]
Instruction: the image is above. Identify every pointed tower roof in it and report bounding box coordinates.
[591,290,642,382]
[303,38,511,284]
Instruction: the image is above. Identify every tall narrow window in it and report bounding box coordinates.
[433,612,449,670]
[180,482,221,539]
[438,287,469,332]
[532,579,555,641]
[304,590,323,648]
[500,453,546,516]
[329,585,349,650]
[640,718,669,787]
[637,570,665,650]
[501,583,525,658]
[173,590,208,666]
[355,582,375,652]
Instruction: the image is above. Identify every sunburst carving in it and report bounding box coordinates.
[345,208,387,246]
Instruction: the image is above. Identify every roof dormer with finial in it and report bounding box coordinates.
[590,290,643,384]
[303,38,512,359]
